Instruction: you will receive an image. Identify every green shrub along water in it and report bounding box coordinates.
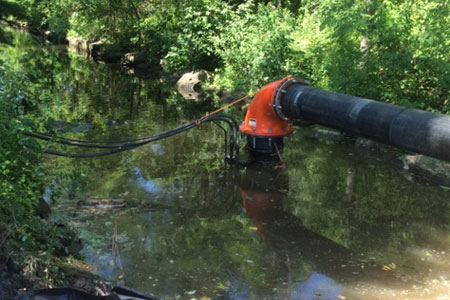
[0,29,86,289]
[0,31,45,257]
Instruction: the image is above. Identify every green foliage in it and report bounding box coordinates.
[163,0,232,71]
[4,0,71,39]
[0,0,27,21]
[293,0,450,111]
[213,2,299,91]
[7,0,447,112]
[0,31,82,285]
[67,0,143,47]
[0,51,43,223]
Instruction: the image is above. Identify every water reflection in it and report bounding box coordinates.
[292,274,341,300]
[4,33,446,299]
[237,164,408,299]
[134,167,160,194]
[73,158,450,299]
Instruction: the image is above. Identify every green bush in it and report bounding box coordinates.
[0,57,45,252]
[213,2,305,92]
[291,0,450,110]
[0,36,77,266]
[0,59,41,200]
[163,0,232,72]
[3,0,71,39]
[3,0,449,111]
[8,0,446,113]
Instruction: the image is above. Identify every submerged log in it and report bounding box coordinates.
[67,37,124,63]
[121,51,148,66]
[77,199,126,209]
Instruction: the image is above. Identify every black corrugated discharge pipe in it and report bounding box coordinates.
[281,85,450,162]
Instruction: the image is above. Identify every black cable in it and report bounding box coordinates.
[23,122,196,149]
[208,117,234,154]
[212,120,228,158]
[41,122,197,158]
[209,115,240,161]
[27,115,241,160]
[211,114,240,148]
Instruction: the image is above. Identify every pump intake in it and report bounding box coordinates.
[240,78,307,159]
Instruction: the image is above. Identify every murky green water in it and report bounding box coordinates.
[5,33,450,299]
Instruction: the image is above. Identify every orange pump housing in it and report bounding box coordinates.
[240,78,294,137]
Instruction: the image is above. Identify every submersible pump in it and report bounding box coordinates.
[240,77,450,161]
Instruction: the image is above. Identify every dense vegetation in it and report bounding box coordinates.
[2,0,449,110]
[0,0,449,294]
[0,28,90,289]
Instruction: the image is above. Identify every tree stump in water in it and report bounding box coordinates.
[176,71,210,101]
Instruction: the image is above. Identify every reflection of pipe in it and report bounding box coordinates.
[240,188,283,237]
[237,166,404,288]
[241,77,450,161]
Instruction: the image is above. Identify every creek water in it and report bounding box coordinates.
[6,37,450,299]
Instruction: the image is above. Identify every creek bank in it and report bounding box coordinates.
[394,155,450,188]
[0,256,32,300]
[67,37,155,71]
[68,38,121,63]
[66,37,221,100]
[0,253,105,299]
[67,37,247,103]
[0,193,103,298]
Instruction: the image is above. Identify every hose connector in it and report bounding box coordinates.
[240,77,308,159]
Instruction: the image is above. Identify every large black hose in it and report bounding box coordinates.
[281,85,450,161]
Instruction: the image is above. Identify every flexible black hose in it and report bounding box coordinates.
[209,116,235,157]
[40,122,197,158]
[281,85,450,162]
[221,114,241,161]
[29,115,241,159]
[23,122,196,149]
[210,115,240,150]
[23,131,153,145]
[212,120,228,158]
[206,115,240,161]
